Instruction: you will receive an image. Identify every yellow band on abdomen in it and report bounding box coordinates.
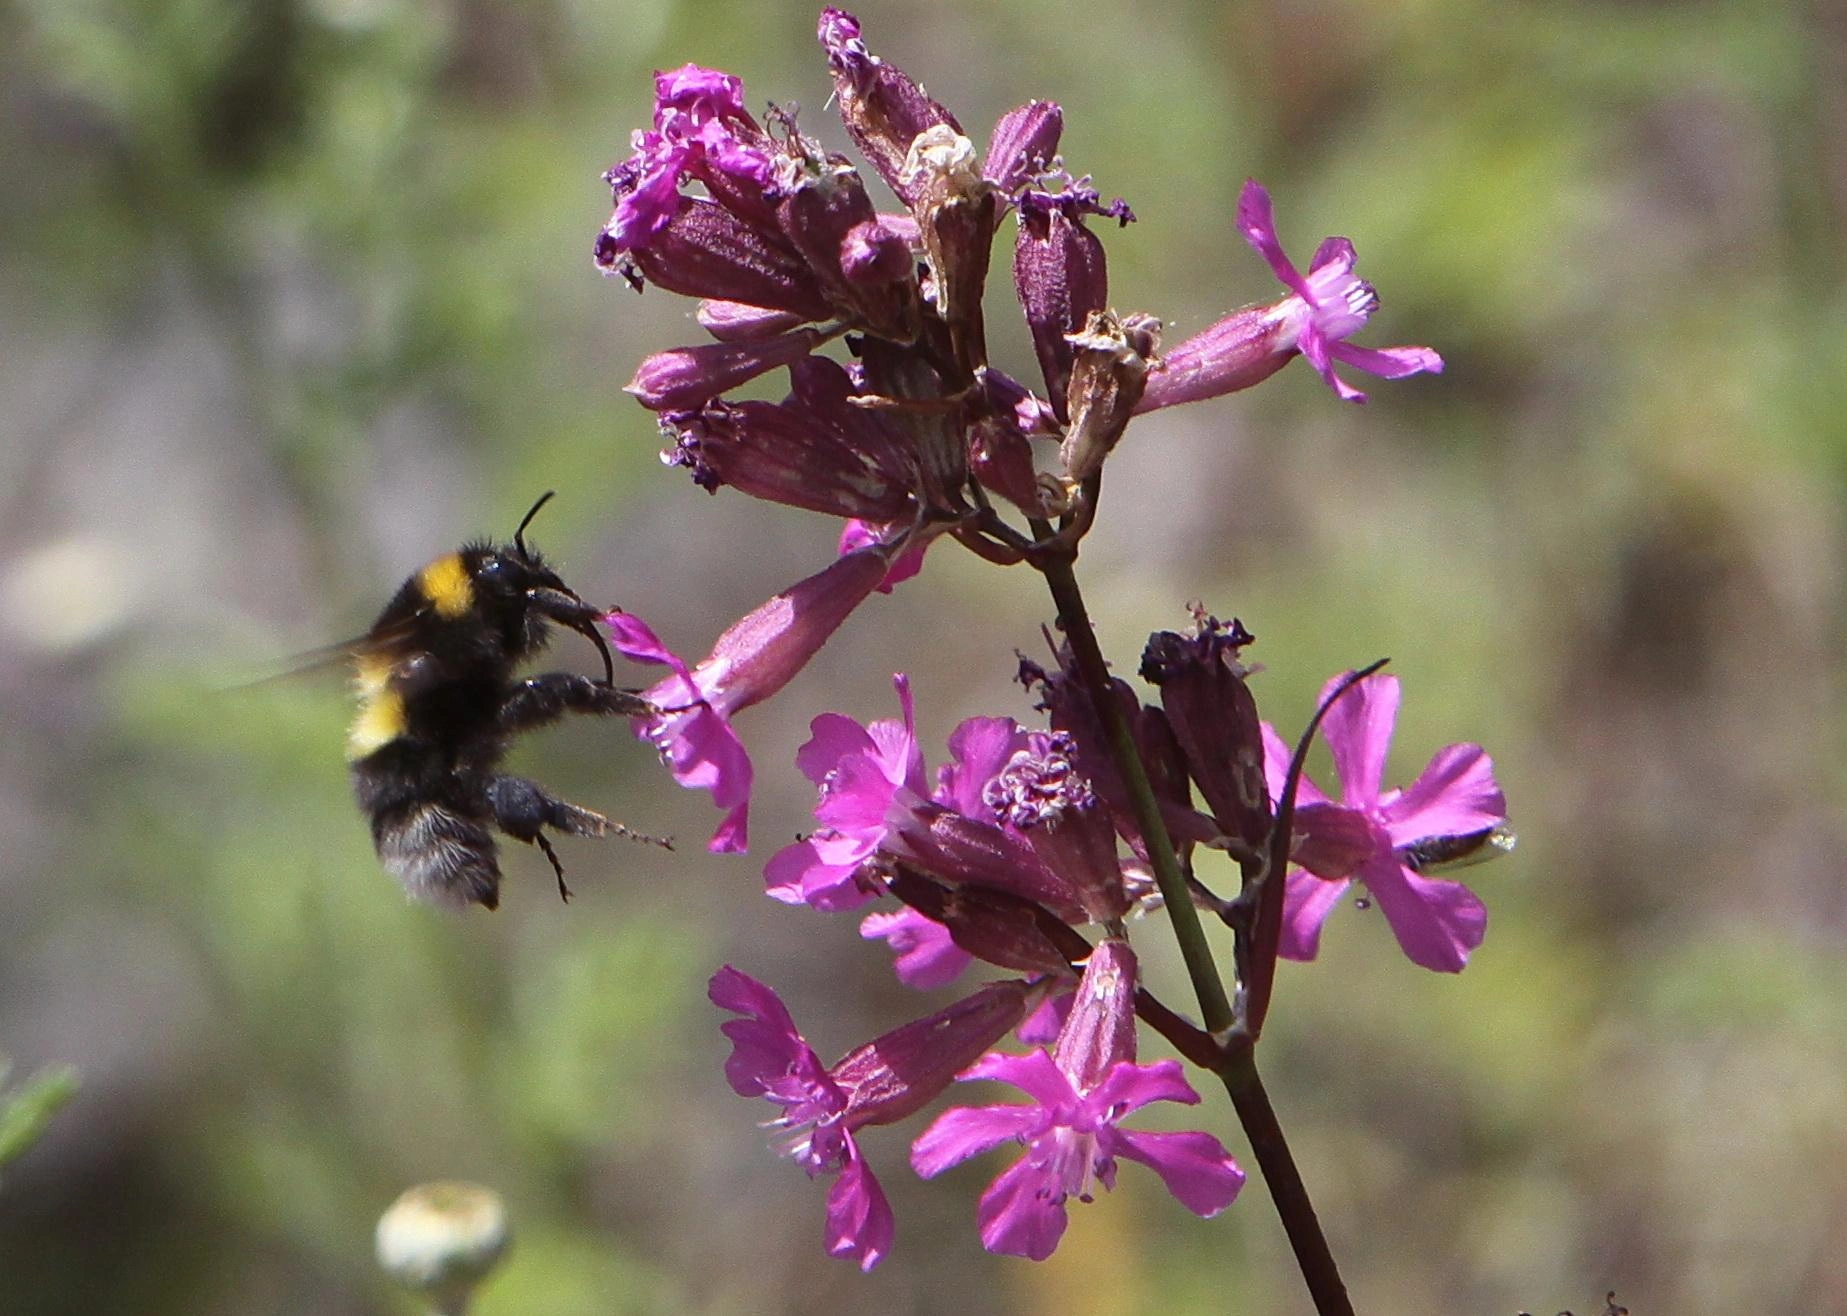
[346,688,407,760]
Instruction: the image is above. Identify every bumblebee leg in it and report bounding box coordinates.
[497,672,656,733]
[531,833,571,902]
[487,774,611,904]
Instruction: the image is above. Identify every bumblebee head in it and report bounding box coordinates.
[467,493,616,684]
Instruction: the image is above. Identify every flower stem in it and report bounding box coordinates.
[1219,1049,1354,1316]
[1034,554,1235,1035]
[1035,552,1353,1315]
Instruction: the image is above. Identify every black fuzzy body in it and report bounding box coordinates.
[347,534,651,910]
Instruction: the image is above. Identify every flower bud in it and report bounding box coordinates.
[984,101,1064,193]
[376,1182,510,1311]
[627,329,824,411]
[1140,614,1269,855]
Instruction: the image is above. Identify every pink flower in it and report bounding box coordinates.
[1235,179,1443,403]
[911,942,1242,1260]
[764,674,927,910]
[1138,179,1443,410]
[711,965,1037,1270]
[1262,671,1506,972]
[604,543,897,853]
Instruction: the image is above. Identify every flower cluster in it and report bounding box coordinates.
[585,7,1495,1274]
[592,9,1441,860]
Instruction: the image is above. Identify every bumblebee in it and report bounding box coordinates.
[346,492,663,910]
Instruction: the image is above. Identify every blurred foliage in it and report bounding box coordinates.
[0,0,1843,1313]
[0,1060,78,1178]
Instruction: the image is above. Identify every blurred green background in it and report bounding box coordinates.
[2,0,1842,1312]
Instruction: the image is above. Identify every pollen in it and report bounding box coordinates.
[417,553,475,619]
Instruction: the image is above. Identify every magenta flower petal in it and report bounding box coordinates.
[1298,326,1366,402]
[1382,743,1506,849]
[1265,671,1507,971]
[1357,853,1489,973]
[975,1155,1069,1261]
[1236,179,1308,297]
[643,693,753,854]
[1086,1057,1199,1115]
[795,712,877,785]
[763,836,862,908]
[1277,869,1352,961]
[709,966,834,1102]
[860,908,971,988]
[604,609,689,674]
[959,1046,1074,1108]
[1330,340,1446,379]
[1106,1128,1244,1216]
[824,1149,894,1272]
[910,1102,1046,1178]
[936,717,1029,817]
[605,611,755,853]
[1317,671,1400,807]
[1260,722,1333,807]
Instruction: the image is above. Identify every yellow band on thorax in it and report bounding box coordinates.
[417,553,474,619]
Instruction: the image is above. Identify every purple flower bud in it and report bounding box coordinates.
[1140,614,1270,856]
[840,217,915,285]
[818,8,963,208]
[601,197,835,322]
[661,355,923,521]
[696,299,807,342]
[1014,188,1111,419]
[829,978,1041,1127]
[984,101,1063,194]
[627,328,824,411]
[663,401,913,522]
[776,157,922,340]
[1133,304,1293,412]
[1059,310,1160,483]
[895,806,1084,920]
[967,411,1043,516]
[1053,937,1138,1091]
[883,869,1077,980]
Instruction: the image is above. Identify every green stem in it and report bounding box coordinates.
[1034,554,1234,1035]
[1033,551,1353,1315]
[1220,1051,1354,1316]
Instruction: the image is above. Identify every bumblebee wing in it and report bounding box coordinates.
[234,615,427,690]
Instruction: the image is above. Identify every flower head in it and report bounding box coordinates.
[711,965,1037,1270]
[604,543,899,853]
[911,942,1243,1259]
[1262,671,1507,971]
[1139,179,1442,410]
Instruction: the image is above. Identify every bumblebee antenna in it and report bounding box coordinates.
[515,490,556,559]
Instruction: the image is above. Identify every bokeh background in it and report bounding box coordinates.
[2,0,1843,1312]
